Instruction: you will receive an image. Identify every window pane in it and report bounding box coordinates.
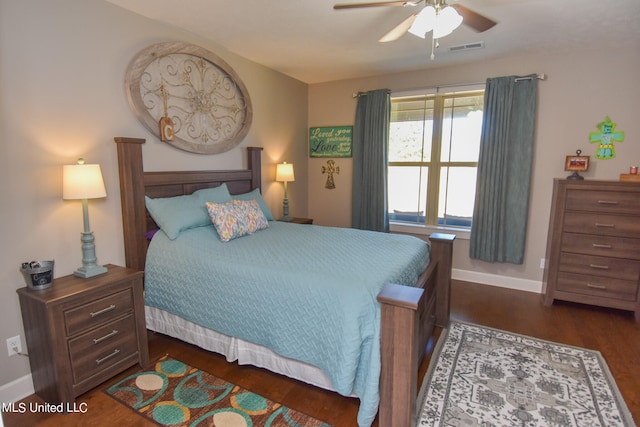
[389,121,432,162]
[390,98,434,162]
[388,166,428,223]
[438,167,477,227]
[440,95,483,162]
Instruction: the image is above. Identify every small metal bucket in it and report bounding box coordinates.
[20,260,54,290]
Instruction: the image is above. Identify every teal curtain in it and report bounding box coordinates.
[469,75,538,264]
[351,89,391,232]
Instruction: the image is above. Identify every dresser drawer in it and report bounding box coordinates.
[561,232,640,260]
[64,289,133,336]
[563,212,640,238]
[559,253,640,281]
[565,189,640,215]
[68,314,138,384]
[557,272,639,301]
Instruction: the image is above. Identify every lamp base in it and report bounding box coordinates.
[74,264,108,278]
[279,215,293,222]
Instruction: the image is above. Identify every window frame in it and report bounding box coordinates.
[388,89,484,238]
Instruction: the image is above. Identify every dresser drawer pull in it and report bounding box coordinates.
[587,283,607,289]
[589,263,610,270]
[594,223,615,228]
[90,304,116,318]
[93,330,119,345]
[591,243,613,249]
[96,349,120,365]
[597,200,619,205]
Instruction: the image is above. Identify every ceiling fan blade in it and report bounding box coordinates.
[451,4,496,32]
[378,13,417,42]
[334,1,421,10]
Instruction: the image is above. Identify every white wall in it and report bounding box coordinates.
[308,48,640,289]
[0,0,308,395]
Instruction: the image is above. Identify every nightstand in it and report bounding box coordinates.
[288,217,313,224]
[17,264,148,404]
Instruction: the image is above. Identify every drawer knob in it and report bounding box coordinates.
[597,200,620,205]
[90,304,116,318]
[592,243,613,249]
[587,283,607,289]
[93,330,119,345]
[96,349,120,365]
[589,263,610,270]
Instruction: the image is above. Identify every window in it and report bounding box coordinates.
[388,90,484,229]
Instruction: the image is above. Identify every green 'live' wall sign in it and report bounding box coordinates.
[309,126,352,158]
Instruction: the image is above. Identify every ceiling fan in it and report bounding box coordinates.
[334,1,496,43]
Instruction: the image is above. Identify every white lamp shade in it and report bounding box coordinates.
[408,5,462,39]
[63,163,107,200]
[276,162,295,182]
[408,6,436,38]
[433,6,463,39]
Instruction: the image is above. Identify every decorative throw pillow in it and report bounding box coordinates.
[236,199,270,233]
[205,199,269,242]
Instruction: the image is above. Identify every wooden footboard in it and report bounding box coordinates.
[377,233,455,427]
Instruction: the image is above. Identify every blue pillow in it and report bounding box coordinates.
[232,188,274,221]
[193,183,232,205]
[145,184,232,240]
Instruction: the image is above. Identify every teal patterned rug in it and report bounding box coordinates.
[418,321,636,426]
[106,356,331,426]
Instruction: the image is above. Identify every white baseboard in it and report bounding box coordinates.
[0,374,33,404]
[453,268,542,294]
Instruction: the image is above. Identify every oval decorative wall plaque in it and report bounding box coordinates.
[125,42,253,154]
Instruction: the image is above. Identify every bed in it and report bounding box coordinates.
[115,137,455,427]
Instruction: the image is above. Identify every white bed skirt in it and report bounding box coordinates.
[145,305,338,392]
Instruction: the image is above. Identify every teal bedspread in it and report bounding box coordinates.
[144,222,430,427]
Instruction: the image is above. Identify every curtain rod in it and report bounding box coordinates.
[515,73,547,82]
[352,73,546,97]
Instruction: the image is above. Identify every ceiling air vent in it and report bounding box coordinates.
[449,41,485,52]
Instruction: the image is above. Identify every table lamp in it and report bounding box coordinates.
[63,158,108,278]
[276,162,295,222]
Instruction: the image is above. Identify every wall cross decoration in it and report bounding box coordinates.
[589,116,625,160]
[321,160,340,189]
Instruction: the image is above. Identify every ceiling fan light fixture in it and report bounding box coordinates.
[408,4,462,40]
[408,5,436,38]
[433,6,462,38]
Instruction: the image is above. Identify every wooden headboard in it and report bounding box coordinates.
[114,137,263,271]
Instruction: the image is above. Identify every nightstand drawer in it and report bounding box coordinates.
[559,253,640,281]
[566,189,640,215]
[557,272,639,301]
[69,314,138,384]
[563,212,640,238]
[561,232,640,260]
[64,289,133,336]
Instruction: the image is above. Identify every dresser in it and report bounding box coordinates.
[17,264,149,404]
[542,179,640,321]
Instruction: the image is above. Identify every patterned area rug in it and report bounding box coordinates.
[417,321,636,427]
[106,356,331,426]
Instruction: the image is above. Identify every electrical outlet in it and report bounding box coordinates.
[540,258,546,269]
[6,335,22,357]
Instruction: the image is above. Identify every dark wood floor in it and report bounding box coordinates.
[4,280,639,426]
